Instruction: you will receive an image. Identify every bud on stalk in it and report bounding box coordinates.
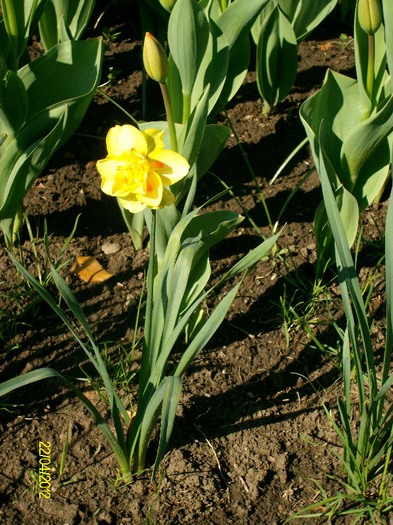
[158,0,177,12]
[143,32,169,84]
[358,0,382,35]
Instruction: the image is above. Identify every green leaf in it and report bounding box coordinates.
[0,69,27,134]
[251,2,276,44]
[196,124,230,180]
[166,56,183,123]
[0,109,67,244]
[133,377,172,471]
[300,69,360,187]
[0,38,103,242]
[192,17,229,116]
[0,19,12,72]
[301,68,393,214]
[278,0,298,21]
[2,0,47,69]
[382,184,393,386]
[145,209,242,387]
[341,94,393,201]
[152,376,182,477]
[147,204,181,269]
[214,0,270,111]
[168,10,229,123]
[256,5,298,109]
[216,33,250,112]
[225,230,281,278]
[383,0,393,85]
[19,38,103,126]
[0,367,61,397]
[216,0,270,49]
[38,0,96,51]
[174,281,241,377]
[154,210,243,358]
[0,367,129,475]
[313,183,359,275]
[289,0,338,42]
[179,83,210,166]
[118,202,144,251]
[168,0,209,100]
[318,123,376,396]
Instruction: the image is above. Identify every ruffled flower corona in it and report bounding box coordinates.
[96,125,189,213]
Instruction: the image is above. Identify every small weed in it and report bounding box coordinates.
[0,397,22,413]
[79,341,139,406]
[336,33,354,48]
[287,467,393,524]
[107,66,122,85]
[28,469,40,495]
[0,214,80,351]
[102,26,121,42]
[273,250,335,347]
[0,283,37,352]
[145,507,155,525]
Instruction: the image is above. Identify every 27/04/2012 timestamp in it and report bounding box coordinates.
[38,441,52,499]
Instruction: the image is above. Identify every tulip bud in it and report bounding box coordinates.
[358,0,382,35]
[158,0,177,12]
[143,32,169,84]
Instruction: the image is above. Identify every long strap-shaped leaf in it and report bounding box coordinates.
[374,189,393,404]
[46,253,129,448]
[0,367,130,476]
[380,185,393,388]
[8,250,130,450]
[127,376,181,473]
[216,0,269,50]
[152,376,182,478]
[174,280,241,377]
[383,0,393,86]
[155,232,281,378]
[318,122,376,400]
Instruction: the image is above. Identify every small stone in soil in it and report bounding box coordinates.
[101,242,121,254]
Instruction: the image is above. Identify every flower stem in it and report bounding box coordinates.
[139,209,156,394]
[366,33,375,104]
[160,83,178,152]
[97,87,140,128]
[182,92,191,124]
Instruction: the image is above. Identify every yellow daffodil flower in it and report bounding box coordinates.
[96,125,189,213]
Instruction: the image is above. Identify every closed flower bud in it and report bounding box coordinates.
[358,0,382,35]
[158,0,177,12]
[143,32,169,84]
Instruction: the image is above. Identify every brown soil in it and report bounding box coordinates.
[0,9,390,525]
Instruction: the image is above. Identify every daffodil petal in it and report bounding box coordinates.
[149,149,190,185]
[119,195,147,213]
[159,187,175,208]
[143,128,165,155]
[97,158,123,195]
[107,125,148,158]
[137,170,163,207]
[98,159,139,198]
[97,158,119,180]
